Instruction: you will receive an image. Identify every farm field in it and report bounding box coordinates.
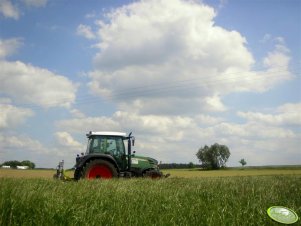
[0,169,56,179]
[163,167,301,178]
[1,167,301,179]
[0,168,300,226]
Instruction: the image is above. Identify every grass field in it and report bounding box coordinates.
[0,169,56,179]
[0,168,300,226]
[163,167,301,178]
[1,167,301,179]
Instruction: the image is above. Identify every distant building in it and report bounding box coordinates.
[16,166,29,170]
[2,165,11,169]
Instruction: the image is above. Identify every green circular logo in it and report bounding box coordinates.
[267,206,299,224]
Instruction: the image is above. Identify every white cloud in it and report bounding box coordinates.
[76,24,96,40]
[55,132,84,150]
[85,11,97,19]
[277,103,301,113]
[0,97,11,104]
[0,0,19,19]
[52,0,299,167]
[0,0,47,20]
[57,111,215,150]
[0,99,34,129]
[70,108,85,118]
[87,0,293,115]
[56,104,300,166]
[75,0,298,166]
[57,116,121,133]
[213,122,296,139]
[56,111,205,162]
[0,133,79,168]
[195,114,224,126]
[21,0,47,8]
[0,38,23,59]
[0,133,48,154]
[217,0,228,10]
[237,103,301,126]
[263,45,290,69]
[0,60,78,108]
[260,33,271,43]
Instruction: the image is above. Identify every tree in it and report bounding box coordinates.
[21,160,35,169]
[196,143,230,170]
[2,160,22,169]
[239,158,247,167]
[1,160,35,169]
[188,162,195,169]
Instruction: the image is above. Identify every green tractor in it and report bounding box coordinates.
[70,131,168,180]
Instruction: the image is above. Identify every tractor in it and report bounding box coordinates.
[68,131,168,180]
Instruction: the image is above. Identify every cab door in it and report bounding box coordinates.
[106,136,127,171]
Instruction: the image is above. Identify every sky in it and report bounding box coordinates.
[0,0,300,168]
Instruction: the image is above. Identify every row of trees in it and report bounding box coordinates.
[1,160,35,169]
[159,162,202,169]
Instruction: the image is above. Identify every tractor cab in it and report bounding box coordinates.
[85,132,128,170]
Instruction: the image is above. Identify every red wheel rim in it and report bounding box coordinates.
[87,165,113,179]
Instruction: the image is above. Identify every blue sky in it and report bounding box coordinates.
[0,0,300,168]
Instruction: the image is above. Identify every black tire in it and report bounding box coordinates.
[81,159,118,179]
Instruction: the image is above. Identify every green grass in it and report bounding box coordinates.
[162,167,301,178]
[2,167,301,179]
[0,176,300,226]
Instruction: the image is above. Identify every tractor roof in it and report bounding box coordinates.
[86,131,127,137]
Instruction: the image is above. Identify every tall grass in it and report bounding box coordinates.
[0,176,300,226]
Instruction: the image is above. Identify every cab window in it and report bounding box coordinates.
[88,136,125,156]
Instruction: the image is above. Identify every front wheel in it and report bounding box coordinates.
[82,159,118,179]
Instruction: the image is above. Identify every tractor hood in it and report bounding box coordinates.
[132,156,158,165]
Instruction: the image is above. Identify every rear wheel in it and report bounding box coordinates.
[82,159,118,179]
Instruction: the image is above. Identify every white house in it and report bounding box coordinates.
[16,166,29,170]
[2,165,10,169]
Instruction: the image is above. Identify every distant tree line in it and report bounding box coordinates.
[1,160,35,169]
[159,162,201,169]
